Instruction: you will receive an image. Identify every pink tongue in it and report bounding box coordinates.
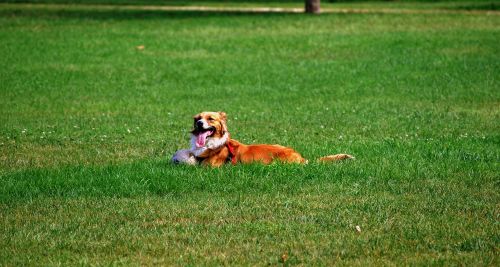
[196,131,213,148]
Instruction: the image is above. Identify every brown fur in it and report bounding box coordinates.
[191,111,353,167]
[192,112,227,139]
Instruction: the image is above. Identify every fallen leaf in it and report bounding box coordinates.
[281,251,288,263]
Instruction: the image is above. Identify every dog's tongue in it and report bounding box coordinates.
[196,131,213,148]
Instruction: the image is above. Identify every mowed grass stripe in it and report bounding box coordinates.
[1,138,498,201]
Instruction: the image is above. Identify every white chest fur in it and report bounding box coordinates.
[190,132,229,157]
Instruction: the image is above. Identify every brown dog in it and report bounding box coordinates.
[173,111,353,167]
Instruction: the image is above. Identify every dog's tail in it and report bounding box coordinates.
[317,154,355,163]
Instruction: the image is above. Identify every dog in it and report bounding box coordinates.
[172,111,354,167]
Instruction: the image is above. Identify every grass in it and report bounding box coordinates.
[2,0,500,11]
[0,1,499,265]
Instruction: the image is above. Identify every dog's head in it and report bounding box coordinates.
[191,111,228,148]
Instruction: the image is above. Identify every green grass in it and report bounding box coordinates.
[1,2,499,265]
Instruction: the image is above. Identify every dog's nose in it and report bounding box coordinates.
[196,120,204,128]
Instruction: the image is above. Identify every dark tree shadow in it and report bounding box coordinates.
[3,0,303,4]
[0,2,316,20]
[451,2,499,11]
[0,6,308,20]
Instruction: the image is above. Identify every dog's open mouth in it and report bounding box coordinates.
[194,128,214,148]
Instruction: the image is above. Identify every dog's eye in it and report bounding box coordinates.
[208,117,214,121]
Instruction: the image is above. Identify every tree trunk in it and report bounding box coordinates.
[305,0,320,14]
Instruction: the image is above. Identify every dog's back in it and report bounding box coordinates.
[229,139,306,164]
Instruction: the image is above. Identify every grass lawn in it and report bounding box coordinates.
[0,1,499,265]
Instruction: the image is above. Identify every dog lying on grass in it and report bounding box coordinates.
[172,111,354,167]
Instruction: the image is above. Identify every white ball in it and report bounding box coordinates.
[171,149,197,165]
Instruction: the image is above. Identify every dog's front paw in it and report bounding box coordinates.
[172,149,197,165]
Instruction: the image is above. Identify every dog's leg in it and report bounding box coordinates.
[171,149,197,165]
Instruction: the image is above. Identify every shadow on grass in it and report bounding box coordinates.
[0,6,306,20]
[4,0,302,4]
[450,2,499,11]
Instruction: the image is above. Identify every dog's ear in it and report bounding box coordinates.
[218,112,227,121]
[218,112,228,134]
